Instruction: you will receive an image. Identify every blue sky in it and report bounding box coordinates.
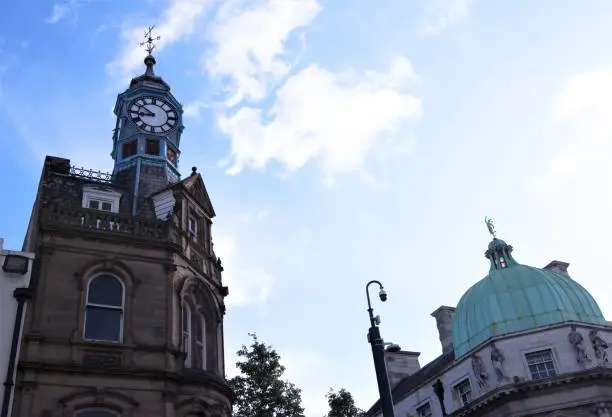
[2,0,612,415]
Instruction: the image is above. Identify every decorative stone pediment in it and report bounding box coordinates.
[176,396,230,417]
[181,171,215,217]
[57,387,138,416]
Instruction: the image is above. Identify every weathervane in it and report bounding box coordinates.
[484,217,497,238]
[140,25,161,55]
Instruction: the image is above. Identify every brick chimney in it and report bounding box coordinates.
[384,349,421,388]
[431,306,455,354]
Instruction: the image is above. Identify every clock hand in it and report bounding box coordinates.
[139,107,155,117]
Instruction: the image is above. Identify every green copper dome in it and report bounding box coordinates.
[452,235,606,358]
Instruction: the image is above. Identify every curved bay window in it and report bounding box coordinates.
[84,274,124,343]
[180,280,216,371]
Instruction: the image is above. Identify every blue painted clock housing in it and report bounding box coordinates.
[110,54,187,215]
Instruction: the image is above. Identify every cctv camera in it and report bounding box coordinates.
[379,288,387,302]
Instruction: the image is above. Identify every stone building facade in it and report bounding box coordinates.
[0,239,34,417]
[9,51,232,417]
[368,232,612,417]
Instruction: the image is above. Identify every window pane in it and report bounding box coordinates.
[101,202,112,211]
[195,314,204,342]
[88,200,100,209]
[76,410,118,417]
[85,307,122,342]
[182,306,189,329]
[122,140,137,158]
[145,139,160,155]
[88,275,123,306]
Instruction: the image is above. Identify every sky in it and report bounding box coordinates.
[2,0,612,415]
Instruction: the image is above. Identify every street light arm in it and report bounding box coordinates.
[364,279,396,417]
[366,280,384,326]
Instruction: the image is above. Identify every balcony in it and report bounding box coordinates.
[40,205,169,241]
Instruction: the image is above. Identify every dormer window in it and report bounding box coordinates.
[122,140,137,159]
[167,147,177,165]
[82,186,121,213]
[88,199,113,212]
[145,139,160,156]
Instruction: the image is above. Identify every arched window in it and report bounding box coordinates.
[75,409,119,417]
[195,313,206,370]
[181,299,207,370]
[182,304,192,366]
[84,274,124,343]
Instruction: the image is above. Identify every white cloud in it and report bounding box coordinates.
[204,0,321,106]
[214,233,274,307]
[421,0,474,35]
[537,67,612,194]
[218,57,422,183]
[106,0,214,83]
[183,100,208,118]
[45,0,84,24]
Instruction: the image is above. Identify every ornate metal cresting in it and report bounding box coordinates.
[69,166,113,184]
[140,25,161,55]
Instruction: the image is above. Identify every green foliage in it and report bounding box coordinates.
[325,388,365,417]
[229,333,305,417]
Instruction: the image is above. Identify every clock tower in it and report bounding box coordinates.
[112,49,184,215]
[11,27,232,417]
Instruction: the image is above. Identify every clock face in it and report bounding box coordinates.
[129,96,178,133]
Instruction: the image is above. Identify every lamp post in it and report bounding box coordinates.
[366,280,396,417]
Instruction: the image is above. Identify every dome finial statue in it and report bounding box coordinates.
[485,216,497,238]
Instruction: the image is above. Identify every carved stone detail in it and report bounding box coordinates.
[471,354,489,389]
[82,352,123,369]
[489,342,508,382]
[590,401,612,416]
[568,325,591,364]
[589,329,609,365]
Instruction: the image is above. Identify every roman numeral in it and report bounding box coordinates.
[162,124,170,131]
[145,98,153,104]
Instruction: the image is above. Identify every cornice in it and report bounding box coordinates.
[18,361,233,399]
[451,367,612,416]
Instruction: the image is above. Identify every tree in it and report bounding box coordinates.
[229,333,305,417]
[325,388,365,417]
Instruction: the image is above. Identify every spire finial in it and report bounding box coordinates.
[140,25,161,56]
[485,217,497,238]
